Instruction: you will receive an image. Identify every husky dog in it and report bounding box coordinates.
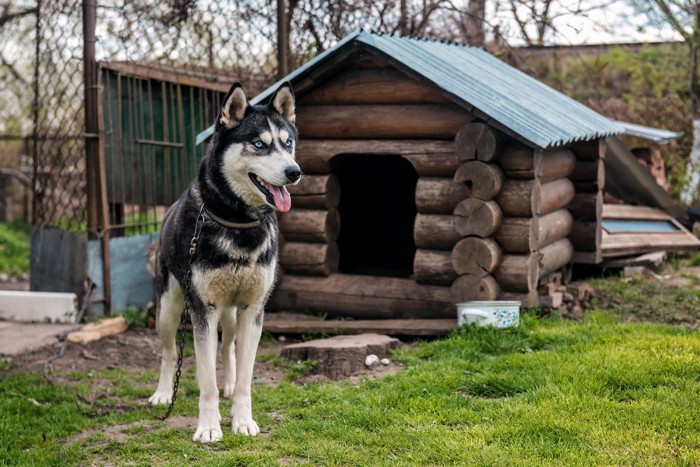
[147,82,300,442]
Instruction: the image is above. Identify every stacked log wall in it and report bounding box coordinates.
[449,123,506,303]
[275,63,472,317]
[473,134,577,307]
[568,139,605,264]
[279,175,342,277]
[273,62,587,317]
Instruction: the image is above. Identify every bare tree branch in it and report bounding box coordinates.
[652,0,692,41]
[0,4,37,29]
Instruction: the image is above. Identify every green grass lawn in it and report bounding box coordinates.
[2,311,700,465]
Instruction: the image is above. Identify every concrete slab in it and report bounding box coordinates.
[0,321,74,356]
[0,290,78,323]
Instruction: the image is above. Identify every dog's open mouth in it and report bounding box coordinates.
[249,173,292,212]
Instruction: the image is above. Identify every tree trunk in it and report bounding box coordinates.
[681,119,700,204]
[465,0,486,46]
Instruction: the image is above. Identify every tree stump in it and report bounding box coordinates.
[280,334,400,380]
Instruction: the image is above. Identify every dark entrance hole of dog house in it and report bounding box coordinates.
[330,154,418,278]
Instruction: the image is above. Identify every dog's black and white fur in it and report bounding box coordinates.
[147,82,300,442]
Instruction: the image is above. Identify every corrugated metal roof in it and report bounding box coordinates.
[198,30,623,148]
[615,120,684,144]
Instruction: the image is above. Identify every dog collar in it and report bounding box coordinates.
[204,207,261,230]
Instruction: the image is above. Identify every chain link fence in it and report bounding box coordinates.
[94,0,278,237]
[0,0,481,232]
[0,0,36,222]
[0,0,283,232]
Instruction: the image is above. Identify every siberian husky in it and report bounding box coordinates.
[147,82,300,442]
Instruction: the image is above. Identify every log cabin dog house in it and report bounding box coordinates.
[197,30,697,318]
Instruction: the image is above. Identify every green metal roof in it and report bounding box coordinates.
[197,30,622,147]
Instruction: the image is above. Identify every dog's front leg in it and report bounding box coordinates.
[149,276,183,405]
[231,304,263,435]
[221,306,237,398]
[192,310,223,443]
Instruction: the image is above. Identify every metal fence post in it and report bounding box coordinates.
[32,0,41,224]
[277,0,289,79]
[83,0,111,313]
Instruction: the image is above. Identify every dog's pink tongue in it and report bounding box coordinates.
[264,182,292,212]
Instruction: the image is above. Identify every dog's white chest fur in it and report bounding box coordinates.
[192,234,276,308]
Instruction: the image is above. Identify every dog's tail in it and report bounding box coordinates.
[146,239,158,276]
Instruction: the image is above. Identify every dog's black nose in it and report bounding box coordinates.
[285,166,301,182]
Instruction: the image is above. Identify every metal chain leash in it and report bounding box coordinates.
[161,203,207,421]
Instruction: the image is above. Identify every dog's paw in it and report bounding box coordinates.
[223,383,235,399]
[232,418,260,436]
[193,424,223,443]
[148,390,172,405]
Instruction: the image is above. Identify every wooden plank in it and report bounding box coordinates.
[297,68,452,105]
[100,61,232,93]
[295,139,458,175]
[602,204,677,221]
[296,104,475,139]
[263,317,458,337]
[601,231,700,254]
[268,273,454,319]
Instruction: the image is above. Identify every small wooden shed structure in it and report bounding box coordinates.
[196,30,698,318]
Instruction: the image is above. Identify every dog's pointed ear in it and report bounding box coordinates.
[219,83,249,129]
[268,82,295,124]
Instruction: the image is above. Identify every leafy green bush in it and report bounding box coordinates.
[0,221,30,275]
[521,44,693,202]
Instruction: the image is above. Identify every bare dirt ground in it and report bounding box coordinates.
[2,324,406,387]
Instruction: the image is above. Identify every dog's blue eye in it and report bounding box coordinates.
[253,141,265,149]
[285,139,293,148]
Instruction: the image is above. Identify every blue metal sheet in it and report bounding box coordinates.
[86,233,158,316]
[602,219,679,233]
[198,29,622,148]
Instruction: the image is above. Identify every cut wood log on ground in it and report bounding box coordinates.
[280,333,400,380]
[66,316,128,345]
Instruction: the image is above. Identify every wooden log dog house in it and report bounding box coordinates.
[197,30,698,318]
